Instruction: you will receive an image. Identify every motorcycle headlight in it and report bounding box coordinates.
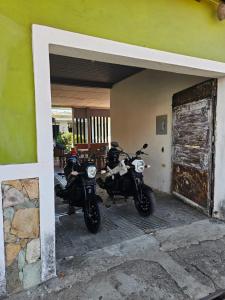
[132,159,145,173]
[87,166,97,178]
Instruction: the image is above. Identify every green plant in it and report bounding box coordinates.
[56,132,73,151]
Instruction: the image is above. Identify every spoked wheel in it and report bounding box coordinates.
[134,185,156,217]
[84,199,101,234]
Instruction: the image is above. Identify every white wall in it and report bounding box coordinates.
[214,77,225,219]
[111,69,206,193]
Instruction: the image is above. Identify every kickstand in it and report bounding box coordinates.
[112,195,116,204]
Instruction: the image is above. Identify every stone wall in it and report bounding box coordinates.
[1,178,41,294]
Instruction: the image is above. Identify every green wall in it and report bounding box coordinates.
[1,0,225,164]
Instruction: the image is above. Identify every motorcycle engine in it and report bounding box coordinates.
[120,175,131,195]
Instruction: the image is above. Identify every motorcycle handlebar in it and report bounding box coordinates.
[120,150,148,159]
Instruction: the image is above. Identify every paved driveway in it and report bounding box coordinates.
[8,219,225,300]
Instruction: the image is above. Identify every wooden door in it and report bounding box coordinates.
[172,79,217,215]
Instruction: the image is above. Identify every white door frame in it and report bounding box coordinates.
[1,24,225,294]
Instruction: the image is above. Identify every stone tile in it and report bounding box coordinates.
[3,219,17,243]
[3,207,14,222]
[23,260,41,289]
[26,239,40,264]
[19,271,23,283]
[20,239,29,249]
[6,243,21,266]
[3,180,23,192]
[18,250,26,271]
[3,187,25,208]
[11,208,39,239]
[6,260,22,294]
[15,200,36,210]
[5,232,17,244]
[4,219,11,234]
[1,184,11,194]
[21,179,39,200]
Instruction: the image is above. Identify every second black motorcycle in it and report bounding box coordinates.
[97,142,156,217]
[55,154,101,233]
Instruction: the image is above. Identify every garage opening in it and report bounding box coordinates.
[48,53,213,260]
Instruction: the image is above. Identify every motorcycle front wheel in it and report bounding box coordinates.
[134,185,156,217]
[83,198,101,234]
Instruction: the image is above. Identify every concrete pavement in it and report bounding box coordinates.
[7,218,225,300]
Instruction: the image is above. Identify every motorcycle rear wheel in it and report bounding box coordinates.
[134,185,156,217]
[84,199,101,234]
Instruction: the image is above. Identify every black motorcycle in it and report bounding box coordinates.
[97,142,156,217]
[55,155,101,233]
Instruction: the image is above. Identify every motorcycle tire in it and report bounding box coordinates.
[134,185,156,217]
[55,184,65,198]
[83,199,101,234]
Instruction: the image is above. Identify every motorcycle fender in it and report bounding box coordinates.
[134,178,153,196]
[141,184,153,193]
[84,185,95,196]
[79,177,94,203]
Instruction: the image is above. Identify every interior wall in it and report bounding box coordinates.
[111,69,206,193]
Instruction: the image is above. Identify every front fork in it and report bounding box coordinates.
[131,171,144,202]
[82,178,96,212]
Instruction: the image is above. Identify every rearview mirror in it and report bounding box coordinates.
[111,141,119,148]
[143,143,148,149]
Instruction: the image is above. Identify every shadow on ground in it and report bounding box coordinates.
[55,187,206,259]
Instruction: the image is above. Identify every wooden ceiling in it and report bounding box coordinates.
[50,55,144,109]
[51,84,110,108]
[49,54,144,88]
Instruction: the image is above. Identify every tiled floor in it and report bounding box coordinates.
[55,171,207,259]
